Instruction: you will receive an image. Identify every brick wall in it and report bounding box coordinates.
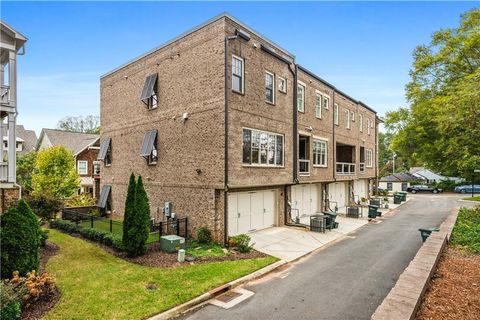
[0,187,20,213]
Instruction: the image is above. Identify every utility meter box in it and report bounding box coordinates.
[160,235,185,253]
[164,202,172,217]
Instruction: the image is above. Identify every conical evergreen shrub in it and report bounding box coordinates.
[122,173,136,245]
[125,175,151,256]
[0,199,41,278]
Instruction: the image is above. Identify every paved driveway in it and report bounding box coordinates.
[181,194,472,320]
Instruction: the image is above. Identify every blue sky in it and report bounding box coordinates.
[2,1,477,135]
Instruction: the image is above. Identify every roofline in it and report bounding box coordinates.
[74,137,100,157]
[297,64,377,114]
[0,20,28,41]
[101,12,295,79]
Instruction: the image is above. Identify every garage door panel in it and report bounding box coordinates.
[263,190,275,227]
[227,194,238,236]
[237,193,251,234]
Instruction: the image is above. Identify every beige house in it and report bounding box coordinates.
[98,13,379,243]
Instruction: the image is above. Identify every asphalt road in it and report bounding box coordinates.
[181,194,473,320]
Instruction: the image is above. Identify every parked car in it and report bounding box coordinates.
[454,185,480,194]
[407,185,443,194]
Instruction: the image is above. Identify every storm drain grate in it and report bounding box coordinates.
[216,291,242,303]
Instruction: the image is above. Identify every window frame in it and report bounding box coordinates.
[93,161,101,175]
[297,82,306,113]
[366,149,373,167]
[345,109,351,129]
[313,138,328,167]
[333,103,339,125]
[232,55,244,94]
[77,160,88,175]
[367,118,371,135]
[242,127,284,168]
[315,91,322,119]
[265,71,275,104]
[277,76,287,93]
[359,114,363,132]
[323,94,330,109]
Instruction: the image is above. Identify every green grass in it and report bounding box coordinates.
[79,219,158,244]
[44,230,277,320]
[463,196,480,202]
[450,206,480,254]
[186,241,228,258]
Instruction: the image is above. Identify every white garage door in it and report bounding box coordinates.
[228,190,276,236]
[353,179,369,200]
[328,182,347,212]
[291,184,319,220]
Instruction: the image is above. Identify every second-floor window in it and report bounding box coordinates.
[140,74,158,110]
[278,77,287,93]
[367,119,371,135]
[334,103,339,125]
[366,149,373,167]
[232,55,244,93]
[323,95,330,109]
[315,92,322,118]
[78,160,88,175]
[297,83,305,112]
[140,130,158,165]
[359,114,363,132]
[265,72,275,104]
[243,128,284,166]
[313,139,327,167]
[98,138,112,166]
[93,161,101,175]
[345,110,351,129]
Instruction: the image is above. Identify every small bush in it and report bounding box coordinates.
[228,234,252,253]
[65,194,96,207]
[111,234,124,251]
[49,219,81,234]
[196,226,212,244]
[8,271,57,309]
[26,194,63,221]
[39,229,49,247]
[0,282,21,320]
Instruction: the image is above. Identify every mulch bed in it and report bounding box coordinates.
[416,247,480,320]
[21,241,61,320]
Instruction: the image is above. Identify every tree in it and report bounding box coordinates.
[16,151,37,194]
[125,176,150,257]
[31,146,80,199]
[57,115,100,134]
[385,8,480,178]
[122,173,136,246]
[0,200,41,278]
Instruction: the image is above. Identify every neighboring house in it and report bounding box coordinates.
[98,13,379,243]
[0,21,27,213]
[409,167,463,184]
[2,125,37,158]
[379,172,416,193]
[37,129,100,198]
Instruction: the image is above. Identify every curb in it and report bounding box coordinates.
[147,259,287,320]
[371,208,459,320]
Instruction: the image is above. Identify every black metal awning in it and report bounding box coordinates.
[96,185,111,209]
[140,74,157,103]
[97,138,111,161]
[140,129,157,157]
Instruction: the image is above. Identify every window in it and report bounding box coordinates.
[334,103,339,125]
[323,95,330,109]
[140,74,158,110]
[366,149,373,167]
[98,138,112,166]
[232,55,244,93]
[387,182,393,191]
[265,71,275,104]
[77,160,88,175]
[313,139,327,167]
[297,83,305,112]
[367,119,371,135]
[351,111,355,122]
[93,161,101,175]
[315,92,322,118]
[140,130,158,165]
[278,77,287,93]
[359,114,363,132]
[243,128,283,166]
[345,109,351,129]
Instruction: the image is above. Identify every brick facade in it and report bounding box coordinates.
[0,187,20,213]
[100,14,379,243]
[75,147,100,198]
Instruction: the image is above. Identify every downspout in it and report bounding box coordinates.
[285,63,298,226]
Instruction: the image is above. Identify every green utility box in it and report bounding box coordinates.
[399,191,407,202]
[368,205,379,219]
[160,235,185,253]
[394,194,402,204]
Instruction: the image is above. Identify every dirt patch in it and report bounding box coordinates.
[416,247,480,320]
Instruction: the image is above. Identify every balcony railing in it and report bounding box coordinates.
[299,159,310,175]
[0,163,8,182]
[359,163,365,173]
[1,85,10,105]
[336,162,356,175]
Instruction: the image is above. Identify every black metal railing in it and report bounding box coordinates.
[151,218,188,239]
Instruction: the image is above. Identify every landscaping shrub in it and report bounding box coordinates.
[65,194,96,207]
[39,229,49,247]
[450,206,480,254]
[111,234,125,251]
[49,219,81,234]
[0,200,41,278]
[124,176,150,257]
[197,226,212,244]
[122,173,136,245]
[8,271,57,309]
[228,234,252,253]
[0,282,21,320]
[27,194,63,221]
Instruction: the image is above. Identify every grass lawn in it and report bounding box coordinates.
[186,240,228,258]
[450,206,480,254]
[463,195,480,201]
[44,230,277,320]
[79,219,158,244]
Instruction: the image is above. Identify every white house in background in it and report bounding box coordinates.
[409,167,463,184]
[379,172,416,193]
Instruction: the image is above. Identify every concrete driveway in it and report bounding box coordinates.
[249,216,368,261]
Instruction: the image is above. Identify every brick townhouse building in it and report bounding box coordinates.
[98,13,379,243]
